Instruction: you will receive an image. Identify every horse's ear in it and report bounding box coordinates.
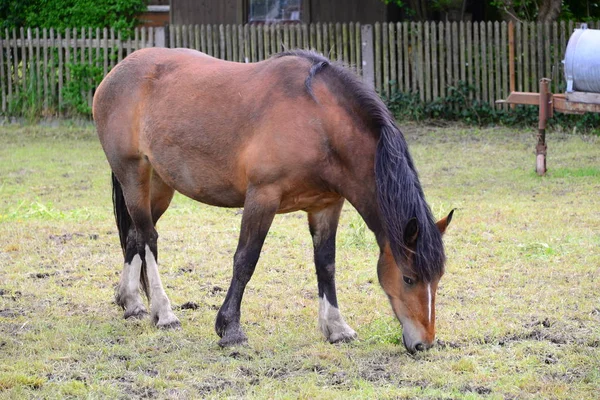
[404,218,419,246]
[436,209,455,235]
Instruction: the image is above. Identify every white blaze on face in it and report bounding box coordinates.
[427,283,432,324]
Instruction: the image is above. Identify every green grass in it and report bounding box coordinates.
[1,123,599,399]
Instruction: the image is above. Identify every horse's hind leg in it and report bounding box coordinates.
[215,186,280,347]
[115,160,180,329]
[308,199,357,343]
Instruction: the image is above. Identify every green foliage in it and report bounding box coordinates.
[387,81,600,134]
[0,0,35,31]
[0,0,147,33]
[62,62,104,115]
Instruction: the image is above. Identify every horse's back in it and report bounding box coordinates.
[93,48,356,211]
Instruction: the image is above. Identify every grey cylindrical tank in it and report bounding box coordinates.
[564,24,600,93]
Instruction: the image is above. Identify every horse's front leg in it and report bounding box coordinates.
[308,199,357,343]
[215,186,279,347]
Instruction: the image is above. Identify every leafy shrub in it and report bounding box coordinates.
[1,0,147,34]
[62,62,104,115]
[387,81,600,134]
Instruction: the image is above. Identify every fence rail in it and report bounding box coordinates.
[0,21,595,117]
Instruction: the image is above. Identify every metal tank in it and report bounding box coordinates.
[564,24,600,93]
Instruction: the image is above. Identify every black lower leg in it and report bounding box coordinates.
[314,233,339,307]
[215,188,278,347]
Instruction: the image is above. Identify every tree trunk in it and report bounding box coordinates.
[538,0,562,23]
[407,0,429,21]
[495,0,521,22]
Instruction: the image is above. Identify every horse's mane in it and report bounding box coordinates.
[275,50,445,282]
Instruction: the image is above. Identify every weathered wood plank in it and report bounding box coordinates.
[349,22,356,68]
[537,22,544,82]
[431,21,438,99]
[355,22,361,75]
[302,23,308,49]
[423,22,430,101]
[219,24,226,59]
[382,22,389,98]
[487,21,494,106]
[42,28,49,111]
[316,22,322,53]
[35,28,41,104]
[65,28,71,87]
[466,21,472,98]
[374,22,381,93]
[501,22,508,108]
[195,24,201,51]
[207,24,213,56]
[516,22,522,91]
[329,23,336,59]
[396,22,403,92]
[0,34,5,113]
[473,22,480,100]
[523,21,529,92]
[417,22,424,102]
[389,22,396,95]
[459,21,465,83]
[452,22,459,89]
[412,22,419,94]
[336,22,343,61]
[480,22,488,104]
[552,21,558,92]
[438,22,445,98]
[530,22,537,90]
[250,24,257,62]
[343,22,349,64]
[57,30,63,112]
[257,25,263,60]
[544,22,551,84]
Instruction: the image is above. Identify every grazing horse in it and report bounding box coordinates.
[93,47,453,353]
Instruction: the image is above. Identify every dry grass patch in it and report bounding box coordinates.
[1,123,599,399]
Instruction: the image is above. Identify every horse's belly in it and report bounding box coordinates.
[152,159,247,208]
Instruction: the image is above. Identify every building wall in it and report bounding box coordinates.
[139,10,170,27]
[171,0,394,25]
[171,0,245,25]
[308,0,388,23]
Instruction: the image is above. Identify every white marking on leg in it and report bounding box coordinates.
[117,254,148,318]
[118,254,142,304]
[144,245,179,327]
[427,283,432,324]
[126,254,142,296]
[318,293,357,342]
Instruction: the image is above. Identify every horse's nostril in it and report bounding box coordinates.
[415,343,425,352]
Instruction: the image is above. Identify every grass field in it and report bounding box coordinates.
[1,122,599,399]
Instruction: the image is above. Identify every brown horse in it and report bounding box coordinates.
[93,47,453,352]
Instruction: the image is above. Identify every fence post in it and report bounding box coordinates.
[155,26,166,47]
[164,23,170,48]
[361,24,374,88]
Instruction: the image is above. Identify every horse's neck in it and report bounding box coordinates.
[342,183,388,249]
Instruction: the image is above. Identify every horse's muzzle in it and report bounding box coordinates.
[403,334,434,354]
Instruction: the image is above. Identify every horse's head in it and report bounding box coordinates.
[377,210,453,354]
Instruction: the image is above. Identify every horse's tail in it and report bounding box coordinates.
[112,172,131,255]
[112,173,150,299]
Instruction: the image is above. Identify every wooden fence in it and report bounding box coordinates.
[0,21,595,117]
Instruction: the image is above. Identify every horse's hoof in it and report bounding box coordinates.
[218,331,248,348]
[157,319,181,330]
[328,329,358,344]
[154,313,181,330]
[158,321,181,330]
[124,305,149,320]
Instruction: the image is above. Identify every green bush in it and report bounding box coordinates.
[387,81,600,134]
[1,0,147,34]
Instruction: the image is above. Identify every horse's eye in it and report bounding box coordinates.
[403,276,415,285]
